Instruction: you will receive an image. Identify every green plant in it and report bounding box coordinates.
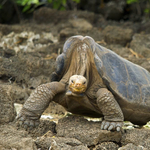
[126,0,139,4]
[15,0,43,12]
[144,8,150,13]
[126,0,150,17]
[0,0,7,10]
[15,0,80,13]
[49,0,80,10]
[48,0,67,10]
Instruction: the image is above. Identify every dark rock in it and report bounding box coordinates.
[0,0,19,24]
[9,85,29,104]
[0,124,37,150]
[3,49,16,58]
[69,18,93,31]
[99,1,126,21]
[0,85,16,123]
[78,0,101,14]
[27,120,56,138]
[36,136,88,150]
[59,27,104,42]
[103,25,133,46]
[118,143,147,150]
[121,129,150,149]
[0,48,4,57]
[0,145,9,150]
[84,28,104,42]
[0,31,2,39]
[0,51,55,86]
[0,24,22,35]
[44,101,66,115]
[56,116,122,146]
[130,34,150,58]
[125,1,147,22]
[59,28,79,41]
[27,75,51,90]
[94,142,119,150]
[33,7,102,24]
[139,21,150,34]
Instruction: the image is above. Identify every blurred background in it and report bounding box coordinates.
[0,0,150,112]
[0,1,150,150]
[0,0,150,24]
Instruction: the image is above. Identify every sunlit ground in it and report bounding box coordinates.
[14,103,150,129]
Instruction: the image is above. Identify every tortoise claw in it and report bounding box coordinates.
[16,113,40,129]
[116,126,121,132]
[108,125,114,131]
[101,120,123,131]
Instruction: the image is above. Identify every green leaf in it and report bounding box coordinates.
[60,6,66,10]
[53,2,60,9]
[0,5,2,9]
[22,5,31,12]
[73,0,80,3]
[28,2,44,13]
[48,0,52,3]
[22,0,29,5]
[62,0,67,5]
[15,0,23,5]
[144,8,150,13]
[126,0,139,4]
[32,0,39,4]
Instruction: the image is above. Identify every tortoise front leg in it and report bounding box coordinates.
[16,82,65,128]
[96,88,124,131]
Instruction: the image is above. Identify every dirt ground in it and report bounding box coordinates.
[0,7,150,150]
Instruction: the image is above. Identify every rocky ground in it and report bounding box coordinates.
[0,7,150,150]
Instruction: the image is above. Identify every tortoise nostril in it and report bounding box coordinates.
[76,83,81,87]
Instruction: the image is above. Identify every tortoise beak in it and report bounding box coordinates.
[69,81,87,93]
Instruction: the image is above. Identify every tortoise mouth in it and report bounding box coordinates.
[69,85,86,94]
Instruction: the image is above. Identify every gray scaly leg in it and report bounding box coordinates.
[96,88,124,131]
[16,82,65,128]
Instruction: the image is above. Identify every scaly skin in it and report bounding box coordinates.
[16,35,126,132]
[16,75,124,131]
[16,82,65,128]
[96,88,124,131]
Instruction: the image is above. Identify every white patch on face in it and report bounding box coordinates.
[69,75,87,86]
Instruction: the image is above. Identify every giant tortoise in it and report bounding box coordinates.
[17,35,150,131]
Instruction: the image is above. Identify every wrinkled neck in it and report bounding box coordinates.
[60,44,96,87]
[76,49,87,75]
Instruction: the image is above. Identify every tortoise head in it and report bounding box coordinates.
[68,75,87,94]
[60,35,97,87]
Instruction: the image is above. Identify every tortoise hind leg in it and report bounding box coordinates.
[51,53,65,81]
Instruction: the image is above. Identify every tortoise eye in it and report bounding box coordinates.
[83,81,86,84]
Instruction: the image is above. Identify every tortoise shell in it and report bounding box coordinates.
[53,35,150,106]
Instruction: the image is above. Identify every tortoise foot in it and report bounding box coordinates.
[16,113,40,129]
[101,120,123,132]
